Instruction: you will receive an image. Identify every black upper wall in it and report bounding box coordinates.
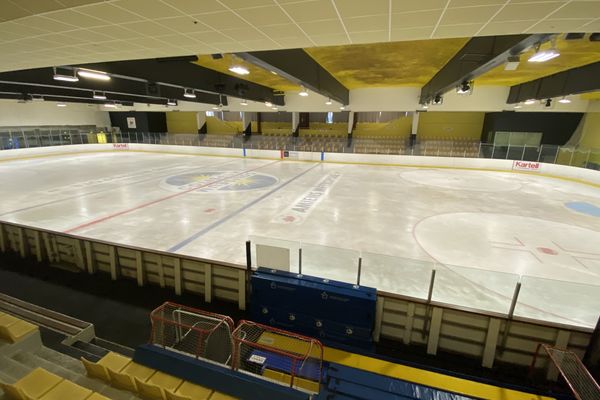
[482,112,583,145]
[109,112,167,133]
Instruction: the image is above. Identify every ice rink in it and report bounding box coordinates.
[1,150,599,328]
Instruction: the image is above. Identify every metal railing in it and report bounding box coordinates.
[2,128,599,171]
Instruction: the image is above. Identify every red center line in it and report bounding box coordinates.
[64,160,279,233]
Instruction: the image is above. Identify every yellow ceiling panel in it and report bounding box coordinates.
[305,38,468,89]
[194,54,300,91]
[476,37,600,86]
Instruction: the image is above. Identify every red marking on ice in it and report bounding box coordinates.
[537,247,558,255]
[204,208,216,213]
[282,216,295,222]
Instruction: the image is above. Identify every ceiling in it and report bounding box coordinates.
[1,0,599,74]
[476,36,600,85]
[194,54,300,91]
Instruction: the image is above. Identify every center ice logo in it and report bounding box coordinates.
[162,171,278,193]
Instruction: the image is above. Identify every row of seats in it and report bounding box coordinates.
[0,367,108,400]
[82,352,235,400]
[0,312,38,344]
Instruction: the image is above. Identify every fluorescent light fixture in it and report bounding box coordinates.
[422,104,428,109]
[240,99,248,106]
[265,101,272,107]
[53,67,79,82]
[212,106,220,110]
[92,91,106,100]
[167,99,177,106]
[104,103,117,108]
[340,106,345,110]
[528,42,560,63]
[56,103,67,107]
[183,88,196,98]
[272,107,278,111]
[325,98,332,105]
[228,65,249,75]
[299,87,309,97]
[558,97,571,104]
[524,99,536,105]
[78,69,111,81]
[270,70,278,75]
[514,104,522,109]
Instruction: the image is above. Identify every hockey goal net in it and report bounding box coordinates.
[232,320,323,394]
[149,302,235,366]
[534,344,600,400]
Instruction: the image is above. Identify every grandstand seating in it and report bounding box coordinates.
[0,312,37,344]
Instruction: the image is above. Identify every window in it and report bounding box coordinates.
[326,112,333,124]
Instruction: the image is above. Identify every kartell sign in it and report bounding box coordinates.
[512,160,541,172]
[112,143,129,150]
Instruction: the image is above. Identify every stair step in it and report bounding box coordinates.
[0,354,31,381]
[73,340,109,358]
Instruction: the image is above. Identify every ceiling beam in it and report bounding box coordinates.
[73,58,283,105]
[0,67,222,105]
[507,61,600,103]
[0,82,176,106]
[236,49,349,105]
[0,92,134,106]
[420,34,553,104]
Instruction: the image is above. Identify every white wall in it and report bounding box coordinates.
[0,100,111,127]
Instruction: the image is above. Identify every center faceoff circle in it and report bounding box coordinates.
[162,171,278,193]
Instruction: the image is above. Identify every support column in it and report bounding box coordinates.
[347,111,355,139]
[196,112,207,134]
[410,111,420,148]
[292,112,300,137]
[242,112,252,135]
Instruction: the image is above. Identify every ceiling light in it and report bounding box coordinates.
[504,55,520,71]
[340,106,345,110]
[78,69,111,81]
[265,101,272,107]
[528,42,560,63]
[167,99,177,106]
[272,107,278,110]
[456,80,473,95]
[558,96,571,104]
[513,104,522,109]
[240,99,248,106]
[432,94,443,105]
[325,98,332,105]
[271,70,278,75]
[544,98,553,108]
[183,88,196,99]
[53,67,79,82]
[104,103,117,108]
[524,99,536,105]
[299,87,309,97]
[228,65,250,75]
[212,106,220,110]
[56,103,67,107]
[422,104,429,109]
[93,91,107,100]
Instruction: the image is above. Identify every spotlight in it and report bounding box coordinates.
[53,67,78,82]
[432,94,443,105]
[528,41,560,62]
[183,88,196,99]
[456,80,473,95]
[228,65,249,75]
[92,91,107,100]
[167,99,177,106]
[325,98,332,105]
[265,101,272,107]
[299,86,309,97]
[524,99,536,105]
[104,103,117,108]
[56,103,67,107]
[78,69,111,81]
[558,96,571,104]
[240,99,248,106]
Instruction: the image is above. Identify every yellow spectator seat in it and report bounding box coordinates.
[107,369,138,392]
[86,393,111,400]
[38,379,92,400]
[81,357,110,382]
[7,368,63,399]
[108,362,155,392]
[209,392,238,400]
[173,381,213,400]
[0,313,38,343]
[0,381,31,400]
[134,377,164,400]
[165,390,191,400]
[97,352,131,373]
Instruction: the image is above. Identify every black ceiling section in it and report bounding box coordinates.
[72,58,283,105]
[420,34,553,104]
[236,49,349,105]
[507,61,600,103]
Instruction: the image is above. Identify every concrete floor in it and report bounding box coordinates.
[1,152,599,328]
